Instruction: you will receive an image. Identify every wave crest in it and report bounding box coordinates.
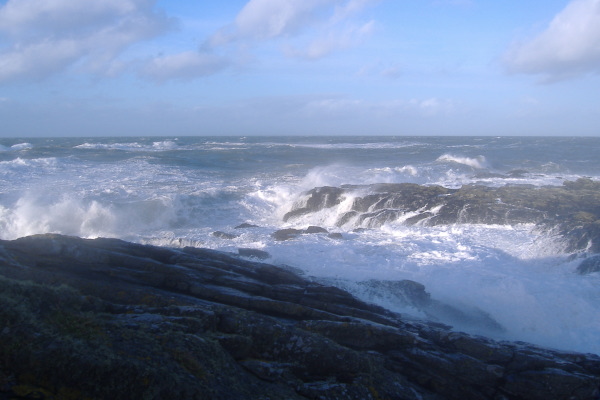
[436,154,488,169]
[75,140,179,151]
[0,143,33,152]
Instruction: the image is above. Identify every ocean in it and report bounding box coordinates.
[1,135,599,355]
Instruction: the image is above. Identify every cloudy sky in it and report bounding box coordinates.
[0,0,599,137]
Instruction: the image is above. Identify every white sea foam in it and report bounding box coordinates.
[234,164,600,354]
[0,157,59,176]
[75,140,180,151]
[152,140,178,150]
[0,142,33,151]
[436,154,489,169]
[241,222,600,354]
[75,142,142,150]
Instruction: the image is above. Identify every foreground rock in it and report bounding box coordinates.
[283,178,600,253]
[1,234,599,400]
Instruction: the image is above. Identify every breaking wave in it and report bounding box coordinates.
[436,154,489,169]
[0,142,32,151]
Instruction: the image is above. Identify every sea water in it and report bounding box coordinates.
[1,136,599,354]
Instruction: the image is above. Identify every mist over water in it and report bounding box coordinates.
[1,136,600,355]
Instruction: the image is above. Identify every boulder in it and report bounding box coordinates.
[271,226,329,241]
[271,228,304,241]
[235,223,260,229]
[212,231,239,239]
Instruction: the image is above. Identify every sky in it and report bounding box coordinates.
[0,0,599,137]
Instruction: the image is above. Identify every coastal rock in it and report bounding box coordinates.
[271,228,304,241]
[1,234,599,400]
[237,248,271,260]
[235,223,260,229]
[358,279,505,333]
[283,186,346,221]
[359,279,432,309]
[271,226,329,241]
[577,255,600,274]
[304,225,328,234]
[283,178,600,253]
[212,231,239,240]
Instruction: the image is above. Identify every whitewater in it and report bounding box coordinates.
[1,136,599,355]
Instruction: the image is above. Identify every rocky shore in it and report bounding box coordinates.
[282,178,600,255]
[1,234,599,399]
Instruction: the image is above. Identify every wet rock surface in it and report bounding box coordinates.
[1,234,599,399]
[272,226,331,241]
[577,255,600,274]
[283,178,600,253]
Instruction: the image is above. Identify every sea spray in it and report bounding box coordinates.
[436,153,489,169]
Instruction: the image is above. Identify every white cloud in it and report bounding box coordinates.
[0,0,379,83]
[284,20,374,59]
[0,0,138,36]
[142,51,228,82]
[209,0,335,45]
[235,0,334,41]
[504,0,600,81]
[0,0,173,82]
[208,0,377,60]
[0,38,81,81]
[331,0,379,23]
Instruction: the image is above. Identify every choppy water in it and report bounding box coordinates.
[1,136,599,354]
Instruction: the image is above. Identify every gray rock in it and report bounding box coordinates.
[234,223,260,229]
[272,226,329,241]
[212,231,239,239]
[271,228,304,241]
[304,225,328,234]
[283,178,600,253]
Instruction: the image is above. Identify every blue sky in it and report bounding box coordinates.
[0,0,599,137]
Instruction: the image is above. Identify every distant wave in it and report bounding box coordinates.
[0,157,58,170]
[436,154,488,169]
[75,140,179,151]
[0,142,33,152]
